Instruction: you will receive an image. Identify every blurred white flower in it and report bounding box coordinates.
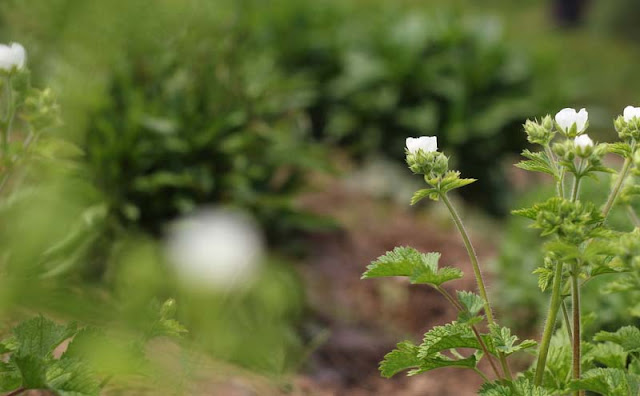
[0,43,26,72]
[623,106,640,122]
[555,108,588,134]
[166,208,264,291]
[574,134,593,149]
[406,136,437,154]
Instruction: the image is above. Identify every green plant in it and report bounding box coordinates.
[362,107,640,395]
[256,2,561,214]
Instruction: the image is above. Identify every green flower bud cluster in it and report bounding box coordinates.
[523,115,555,146]
[21,88,61,131]
[614,115,640,143]
[612,228,640,270]
[533,197,602,245]
[406,150,449,178]
[552,136,606,167]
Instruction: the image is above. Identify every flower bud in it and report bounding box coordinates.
[574,134,594,158]
[405,136,448,177]
[524,119,553,145]
[617,106,640,142]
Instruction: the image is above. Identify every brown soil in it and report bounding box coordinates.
[290,178,500,396]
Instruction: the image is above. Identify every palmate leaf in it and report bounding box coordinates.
[46,357,100,396]
[489,325,536,356]
[362,247,462,287]
[585,342,627,369]
[379,341,423,378]
[438,171,476,195]
[417,322,484,359]
[456,291,484,325]
[362,246,424,278]
[411,188,438,204]
[569,368,639,396]
[594,326,640,353]
[12,316,78,359]
[379,341,478,378]
[479,378,553,396]
[515,149,556,177]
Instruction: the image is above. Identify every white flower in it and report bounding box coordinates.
[166,208,264,291]
[574,134,593,149]
[555,108,588,134]
[406,136,437,154]
[623,106,640,122]
[0,43,26,72]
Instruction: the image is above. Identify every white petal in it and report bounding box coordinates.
[0,44,13,71]
[624,106,640,122]
[406,137,419,153]
[10,43,25,69]
[574,134,593,148]
[575,108,588,132]
[555,108,576,131]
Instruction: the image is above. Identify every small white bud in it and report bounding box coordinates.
[574,134,593,149]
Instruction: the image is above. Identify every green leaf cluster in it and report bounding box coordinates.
[0,316,99,396]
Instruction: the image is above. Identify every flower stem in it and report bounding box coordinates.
[534,260,564,386]
[571,263,582,396]
[439,192,512,381]
[571,176,582,202]
[561,298,573,341]
[602,148,635,221]
[435,286,503,380]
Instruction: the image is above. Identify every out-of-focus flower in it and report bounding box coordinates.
[166,208,264,291]
[623,106,640,122]
[555,108,588,135]
[0,42,26,72]
[405,136,437,154]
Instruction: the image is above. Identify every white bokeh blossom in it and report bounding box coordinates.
[0,42,26,72]
[555,108,588,134]
[166,208,264,291]
[623,106,640,122]
[406,136,437,154]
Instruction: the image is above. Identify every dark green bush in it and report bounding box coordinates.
[251,3,562,214]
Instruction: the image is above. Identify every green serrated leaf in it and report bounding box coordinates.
[585,342,627,369]
[511,207,538,220]
[489,325,536,356]
[408,353,477,376]
[479,378,553,396]
[594,326,640,353]
[533,267,554,292]
[515,149,556,177]
[0,361,22,392]
[570,368,638,396]
[362,246,424,279]
[438,171,476,194]
[456,291,484,325]
[607,142,633,158]
[410,260,463,287]
[12,355,47,389]
[411,188,438,205]
[379,341,422,378]
[418,322,485,359]
[46,358,100,396]
[13,316,77,359]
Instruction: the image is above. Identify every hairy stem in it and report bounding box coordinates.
[436,286,503,380]
[571,176,582,202]
[571,264,582,396]
[534,261,564,386]
[602,152,634,221]
[545,145,564,198]
[561,298,573,341]
[439,193,512,380]
[2,75,12,158]
[627,205,640,227]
